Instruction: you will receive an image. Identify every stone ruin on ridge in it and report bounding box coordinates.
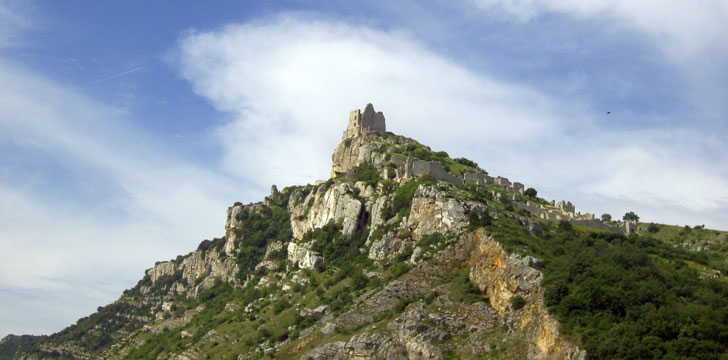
[335,103,636,236]
[342,103,386,139]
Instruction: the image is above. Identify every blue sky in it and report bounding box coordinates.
[1,0,727,337]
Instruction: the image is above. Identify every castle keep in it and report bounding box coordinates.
[342,103,386,139]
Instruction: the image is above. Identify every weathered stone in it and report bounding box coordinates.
[342,103,386,140]
[287,242,323,270]
[404,185,466,241]
[289,182,364,240]
[410,160,463,185]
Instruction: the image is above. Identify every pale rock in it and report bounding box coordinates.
[287,242,323,270]
[404,185,466,241]
[289,182,363,240]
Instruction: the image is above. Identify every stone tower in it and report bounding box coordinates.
[343,103,386,139]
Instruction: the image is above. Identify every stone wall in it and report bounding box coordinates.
[463,172,487,186]
[408,158,463,185]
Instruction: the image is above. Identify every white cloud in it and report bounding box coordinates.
[0,60,242,336]
[175,14,728,229]
[175,15,567,188]
[470,0,728,63]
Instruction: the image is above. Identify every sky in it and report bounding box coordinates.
[1,0,727,337]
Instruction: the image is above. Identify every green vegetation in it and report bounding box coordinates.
[466,208,493,230]
[623,211,640,222]
[196,237,226,253]
[444,267,482,305]
[0,335,47,359]
[647,223,660,233]
[510,295,526,310]
[454,157,478,169]
[351,162,381,186]
[304,220,370,268]
[601,213,612,222]
[486,216,728,360]
[232,193,293,281]
[523,187,537,198]
[380,179,422,220]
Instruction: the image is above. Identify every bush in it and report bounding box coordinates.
[454,157,478,168]
[557,220,572,231]
[524,187,537,198]
[273,299,290,315]
[352,162,381,186]
[381,180,421,221]
[510,295,526,310]
[647,223,660,233]
[601,213,612,222]
[467,209,493,230]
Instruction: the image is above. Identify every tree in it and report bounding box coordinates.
[524,187,537,198]
[601,213,612,222]
[623,211,640,222]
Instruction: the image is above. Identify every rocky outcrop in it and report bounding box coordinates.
[289,182,365,240]
[144,248,238,297]
[303,333,408,360]
[330,135,390,177]
[287,241,323,270]
[404,185,467,241]
[368,235,410,261]
[468,229,585,360]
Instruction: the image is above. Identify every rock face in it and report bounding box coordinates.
[144,247,238,298]
[288,182,365,240]
[404,185,467,241]
[303,228,584,360]
[330,135,390,178]
[287,241,323,269]
[468,229,585,360]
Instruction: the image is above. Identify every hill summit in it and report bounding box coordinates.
[2,104,728,360]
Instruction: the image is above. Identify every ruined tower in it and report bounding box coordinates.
[343,103,386,139]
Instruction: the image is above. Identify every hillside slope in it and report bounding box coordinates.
[3,104,727,360]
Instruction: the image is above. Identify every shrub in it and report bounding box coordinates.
[557,220,572,231]
[273,299,290,315]
[524,187,537,198]
[454,157,478,168]
[647,223,659,233]
[601,213,612,222]
[352,162,381,186]
[467,209,493,230]
[381,180,421,221]
[510,295,526,310]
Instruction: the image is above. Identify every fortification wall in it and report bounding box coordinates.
[410,159,463,185]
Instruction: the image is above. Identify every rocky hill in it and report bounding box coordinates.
[2,104,727,360]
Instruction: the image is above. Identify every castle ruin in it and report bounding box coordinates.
[343,103,386,139]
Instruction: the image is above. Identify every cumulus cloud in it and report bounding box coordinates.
[175,14,728,229]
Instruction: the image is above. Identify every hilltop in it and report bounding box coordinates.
[2,104,727,359]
